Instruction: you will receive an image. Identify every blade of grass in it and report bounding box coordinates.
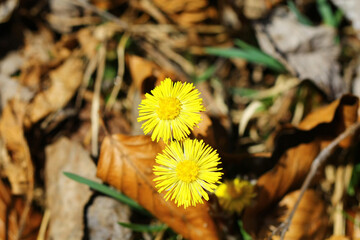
[317,0,336,27]
[63,172,149,215]
[192,65,216,84]
[234,40,286,72]
[118,222,167,232]
[347,162,360,196]
[205,47,286,73]
[238,220,252,240]
[230,87,259,98]
[287,1,313,26]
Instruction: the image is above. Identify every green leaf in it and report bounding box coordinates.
[63,172,149,215]
[238,220,252,240]
[118,222,167,232]
[287,1,313,26]
[206,41,286,73]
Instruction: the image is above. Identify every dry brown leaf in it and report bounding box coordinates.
[0,99,33,195]
[97,134,220,240]
[258,190,327,240]
[243,95,359,236]
[255,8,345,99]
[0,179,41,240]
[192,112,216,147]
[126,54,178,95]
[326,236,351,240]
[152,0,215,26]
[24,56,83,127]
[0,179,17,240]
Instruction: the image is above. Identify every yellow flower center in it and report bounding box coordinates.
[176,160,199,183]
[157,97,181,120]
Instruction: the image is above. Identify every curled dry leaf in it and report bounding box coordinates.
[24,56,83,127]
[0,178,17,240]
[126,54,178,95]
[97,134,220,240]
[0,99,33,195]
[259,190,327,240]
[152,0,216,26]
[243,95,359,236]
[255,8,345,99]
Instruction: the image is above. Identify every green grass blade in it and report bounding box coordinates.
[118,222,167,232]
[317,0,336,27]
[347,162,360,196]
[230,87,259,98]
[238,220,252,240]
[193,65,216,84]
[205,47,286,73]
[287,1,313,26]
[63,172,148,215]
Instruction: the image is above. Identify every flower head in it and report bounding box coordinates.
[138,78,205,142]
[215,178,256,214]
[153,139,223,208]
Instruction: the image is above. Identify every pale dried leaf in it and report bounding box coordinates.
[330,0,360,39]
[0,0,18,23]
[87,196,132,240]
[255,8,346,99]
[45,137,99,240]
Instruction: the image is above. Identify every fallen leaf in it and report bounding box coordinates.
[326,236,351,240]
[0,179,17,240]
[0,0,18,23]
[243,95,359,236]
[152,0,215,26]
[126,54,178,95]
[45,137,100,240]
[97,134,220,240]
[0,74,34,112]
[87,196,132,240]
[24,55,83,127]
[330,0,360,39]
[255,7,345,99]
[258,190,328,240]
[0,99,33,195]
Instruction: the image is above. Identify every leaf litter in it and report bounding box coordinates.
[0,0,360,240]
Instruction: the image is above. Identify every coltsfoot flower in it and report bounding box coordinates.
[153,139,223,208]
[215,178,256,214]
[138,78,205,142]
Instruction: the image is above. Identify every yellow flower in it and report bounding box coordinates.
[138,78,205,142]
[153,139,223,208]
[215,178,256,214]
